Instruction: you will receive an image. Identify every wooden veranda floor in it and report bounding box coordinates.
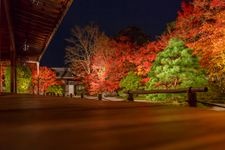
[0,94,225,150]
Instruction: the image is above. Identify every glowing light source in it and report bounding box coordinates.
[23,40,29,51]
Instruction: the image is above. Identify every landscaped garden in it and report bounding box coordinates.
[64,0,225,104]
[1,0,225,105]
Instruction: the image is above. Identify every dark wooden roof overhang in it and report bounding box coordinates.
[0,0,73,62]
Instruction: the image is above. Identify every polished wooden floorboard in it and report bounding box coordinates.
[0,94,225,150]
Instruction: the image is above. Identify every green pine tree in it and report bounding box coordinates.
[120,71,141,91]
[119,71,141,97]
[146,38,207,102]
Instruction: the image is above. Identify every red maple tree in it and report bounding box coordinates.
[103,37,138,92]
[167,0,225,91]
[31,66,59,94]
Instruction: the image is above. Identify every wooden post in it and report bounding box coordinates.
[0,0,3,95]
[98,94,102,100]
[187,87,197,107]
[0,62,2,93]
[3,0,17,93]
[74,85,77,96]
[37,62,40,95]
[10,48,16,93]
[127,91,134,101]
[81,93,84,99]
[37,77,40,95]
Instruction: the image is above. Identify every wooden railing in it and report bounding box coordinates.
[126,87,208,107]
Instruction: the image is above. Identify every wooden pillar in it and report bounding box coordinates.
[37,61,40,76]
[10,46,16,93]
[127,91,134,101]
[187,87,197,107]
[0,62,2,93]
[3,0,17,93]
[0,1,2,93]
[81,92,84,99]
[26,61,40,95]
[98,93,102,100]
[37,62,40,95]
[74,85,77,96]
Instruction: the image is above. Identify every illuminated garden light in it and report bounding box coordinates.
[97,66,105,80]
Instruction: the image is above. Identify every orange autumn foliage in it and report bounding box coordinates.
[31,67,60,94]
[169,0,225,91]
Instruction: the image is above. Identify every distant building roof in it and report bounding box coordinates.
[51,67,74,80]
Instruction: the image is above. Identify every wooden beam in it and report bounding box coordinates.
[19,0,62,12]
[15,11,57,25]
[14,16,56,30]
[13,0,61,15]
[127,87,208,95]
[15,32,49,41]
[16,29,50,37]
[3,0,17,93]
[16,24,53,34]
[39,0,74,61]
[38,0,62,8]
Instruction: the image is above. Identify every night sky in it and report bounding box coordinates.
[40,0,183,67]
